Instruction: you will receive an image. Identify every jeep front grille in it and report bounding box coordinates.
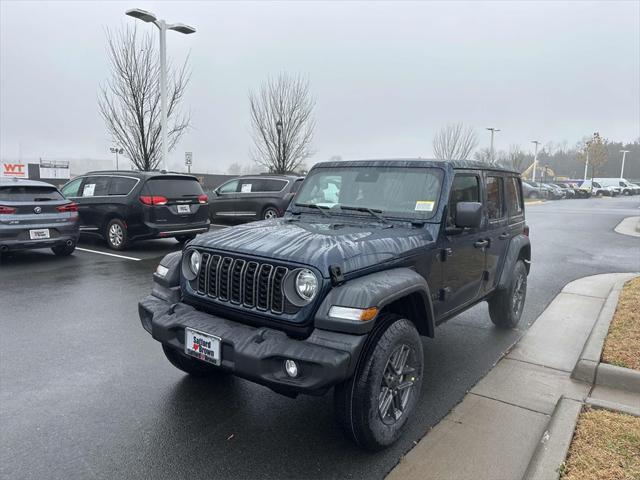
[195,252,289,314]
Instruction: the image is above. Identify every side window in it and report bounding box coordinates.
[448,174,480,227]
[108,177,137,196]
[218,180,239,194]
[81,176,110,197]
[238,179,255,193]
[258,179,287,192]
[61,177,83,197]
[506,177,523,217]
[486,176,504,221]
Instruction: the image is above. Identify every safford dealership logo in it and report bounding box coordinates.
[1,163,27,178]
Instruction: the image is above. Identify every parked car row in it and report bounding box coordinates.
[522,177,640,200]
[1,171,304,254]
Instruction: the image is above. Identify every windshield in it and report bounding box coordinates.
[294,166,444,219]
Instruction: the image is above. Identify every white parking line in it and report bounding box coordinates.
[76,247,142,261]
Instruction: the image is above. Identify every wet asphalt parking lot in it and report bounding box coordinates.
[1,197,639,480]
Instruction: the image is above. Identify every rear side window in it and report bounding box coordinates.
[146,177,204,197]
[448,174,480,226]
[81,176,110,197]
[108,177,137,196]
[0,185,63,202]
[506,177,523,217]
[238,178,287,193]
[486,176,504,221]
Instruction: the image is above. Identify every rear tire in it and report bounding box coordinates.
[51,244,75,256]
[489,260,527,329]
[176,235,196,245]
[262,206,279,220]
[105,218,128,250]
[162,344,227,378]
[334,314,424,450]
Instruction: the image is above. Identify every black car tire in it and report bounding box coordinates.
[489,260,527,329]
[262,206,279,220]
[51,244,75,256]
[334,314,424,450]
[105,218,128,250]
[162,344,227,378]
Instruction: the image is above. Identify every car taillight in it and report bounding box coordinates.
[523,225,530,237]
[0,205,16,214]
[139,195,168,206]
[198,194,208,204]
[57,202,78,213]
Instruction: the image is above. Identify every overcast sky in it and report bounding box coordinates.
[1,0,639,173]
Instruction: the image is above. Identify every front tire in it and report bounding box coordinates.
[489,260,527,329]
[162,344,227,378]
[334,315,424,450]
[105,218,128,250]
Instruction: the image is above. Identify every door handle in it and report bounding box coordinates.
[499,232,510,239]
[474,239,489,249]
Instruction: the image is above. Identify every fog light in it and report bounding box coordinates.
[284,359,299,378]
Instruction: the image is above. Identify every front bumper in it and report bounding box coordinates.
[139,292,366,396]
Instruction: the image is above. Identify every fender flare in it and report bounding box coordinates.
[497,234,531,290]
[314,267,435,336]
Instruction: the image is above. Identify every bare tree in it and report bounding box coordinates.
[505,144,531,172]
[227,162,242,175]
[249,74,315,174]
[578,132,608,177]
[432,123,478,160]
[98,26,190,171]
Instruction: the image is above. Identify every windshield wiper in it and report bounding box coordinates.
[338,205,389,224]
[293,202,332,218]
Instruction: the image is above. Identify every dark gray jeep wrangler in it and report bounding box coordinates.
[139,159,531,450]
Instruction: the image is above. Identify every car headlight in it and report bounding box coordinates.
[295,269,318,301]
[189,250,201,275]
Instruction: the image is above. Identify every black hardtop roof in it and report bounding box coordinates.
[312,158,519,174]
[0,177,58,188]
[236,174,304,180]
[83,170,199,180]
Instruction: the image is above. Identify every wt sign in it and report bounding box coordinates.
[2,163,28,178]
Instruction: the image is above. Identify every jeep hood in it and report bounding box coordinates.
[192,218,437,277]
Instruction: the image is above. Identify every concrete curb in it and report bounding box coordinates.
[586,397,640,417]
[614,216,640,237]
[571,275,640,393]
[521,397,582,480]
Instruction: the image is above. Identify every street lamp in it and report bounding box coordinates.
[110,147,124,170]
[275,120,283,170]
[125,8,195,172]
[620,150,630,178]
[531,140,541,182]
[486,127,500,163]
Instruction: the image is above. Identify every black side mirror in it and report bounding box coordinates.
[456,202,482,229]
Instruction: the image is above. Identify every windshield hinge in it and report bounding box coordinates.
[439,248,453,262]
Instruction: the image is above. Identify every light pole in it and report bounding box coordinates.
[531,140,541,182]
[125,8,195,172]
[486,127,500,163]
[110,147,124,170]
[276,120,283,172]
[620,150,630,178]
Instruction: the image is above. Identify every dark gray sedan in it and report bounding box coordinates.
[0,178,80,256]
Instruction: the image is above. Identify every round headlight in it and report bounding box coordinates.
[189,250,201,275]
[295,269,318,301]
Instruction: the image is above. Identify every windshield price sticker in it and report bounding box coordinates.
[415,201,434,212]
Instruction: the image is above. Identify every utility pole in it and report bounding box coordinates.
[276,120,283,173]
[110,147,123,170]
[531,140,541,182]
[620,150,630,178]
[126,8,195,173]
[486,127,500,163]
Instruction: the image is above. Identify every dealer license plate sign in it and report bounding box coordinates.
[177,205,191,214]
[185,328,221,365]
[29,229,50,240]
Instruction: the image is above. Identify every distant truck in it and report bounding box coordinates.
[592,178,639,196]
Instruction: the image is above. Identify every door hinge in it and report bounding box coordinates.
[438,287,451,301]
[483,270,490,281]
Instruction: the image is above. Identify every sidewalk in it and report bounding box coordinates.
[387,273,639,480]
